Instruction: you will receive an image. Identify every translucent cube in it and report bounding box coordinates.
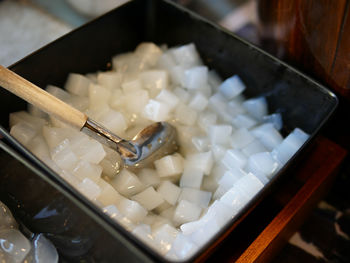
[64,73,91,96]
[251,123,283,151]
[139,70,168,96]
[10,122,37,146]
[29,233,58,263]
[131,187,164,210]
[173,200,202,225]
[188,92,209,111]
[135,42,163,67]
[155,89,179,110]
[154,153,184,177]
[152,224,179,255]
[124,89,149,114]
[247,152,280,177]
[116,199,148,224]
[98,109,128,135]
[0,229,31,263]
[77,178,101,201]
[170,43,202,67]
[97,180,124,207]
[173,87,190,104]
[208,124,233,145]
[110,169,145,197]
[0,201,17,230]
[9,111,46,131]
[184,151,214,176]
[197,111,217,132]
[70,136,106,164]
[241,139,267,157]
[180,168,204,189]
[219,75,245,99]
[88,83,111,110]
[242,96,268,121]
[72,160,102,182]
[221,149,248,170]
[178,188,212,208]
[142,99,171,122]
[157,181,181,205]
[97,71,123,90]
[137,168,161,187]
[184,66,208,90]
[230,128,255,149]
[51,139,79,171]
[175,104,198,126]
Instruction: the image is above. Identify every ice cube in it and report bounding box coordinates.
[131,187,164,210]
[157,181,181,205]
[219,75,245,99]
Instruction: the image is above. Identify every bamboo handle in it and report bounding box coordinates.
[0,65,87,130]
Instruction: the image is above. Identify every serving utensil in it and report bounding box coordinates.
[0,65,177,168]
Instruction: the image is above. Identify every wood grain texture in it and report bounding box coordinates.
[0,65,87,129]
[235,137,347,263]
[257,0,350,99]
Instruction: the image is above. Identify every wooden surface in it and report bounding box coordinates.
[257,0,350,99]
[205,136,347,262]
[0,65,87,129]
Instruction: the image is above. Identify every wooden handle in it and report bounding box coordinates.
[0,65,87,130]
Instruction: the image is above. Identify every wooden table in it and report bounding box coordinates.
[201,136,346,262]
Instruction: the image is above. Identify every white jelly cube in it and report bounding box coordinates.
[178,188,212,208]
[171,43,202,67]
[97,180,124,207]
[88,83,111,109]
[173,87,190,104]
[247,152,280,177]
[139,70,168,96]
[251,123,283,151]
[155,89,179,110]
[109,89,125,109]
[135,42,163,67]
[191,136,209,152]
[116,199,148,223]
[197,111,217,132]
[174,200,202,225]
[103,205,135,231]
[175,104,198,126]
[157,181,181,205]
[10,122,37,146]
[180,168,203,189]
[98,109,128,135]
[77,178,101,200]
[72,160,102,182]
[131,187,164,210]
[9,111,46,131]
[184,66,208,90]
[51,139,78,171]
[65,73,91,96]
[138,168,161,187]
[219,75,245,99]
[0,229,31,263]
[142,99,171,122]
[184,151,214,176]
[124,89,149,114]
[188,92,209,111]
[97,71,123,90]
[221,149,247,170]
[241,139,267,157]
[110,169,145,197]
[208,124,233,145]
[230,128,255,149]
[154,153,184,177]
[70,136,106,164]
[242,97,268,120]
[263,113,283,130]
[152,224,179,255]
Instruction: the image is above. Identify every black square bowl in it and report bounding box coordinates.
[0,0,338,262]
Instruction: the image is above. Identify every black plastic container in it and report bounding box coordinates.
[0,0,338,262]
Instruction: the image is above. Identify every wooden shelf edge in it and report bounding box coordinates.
[235,137,347,263]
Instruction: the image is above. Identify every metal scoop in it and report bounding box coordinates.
[0,65,178,168]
